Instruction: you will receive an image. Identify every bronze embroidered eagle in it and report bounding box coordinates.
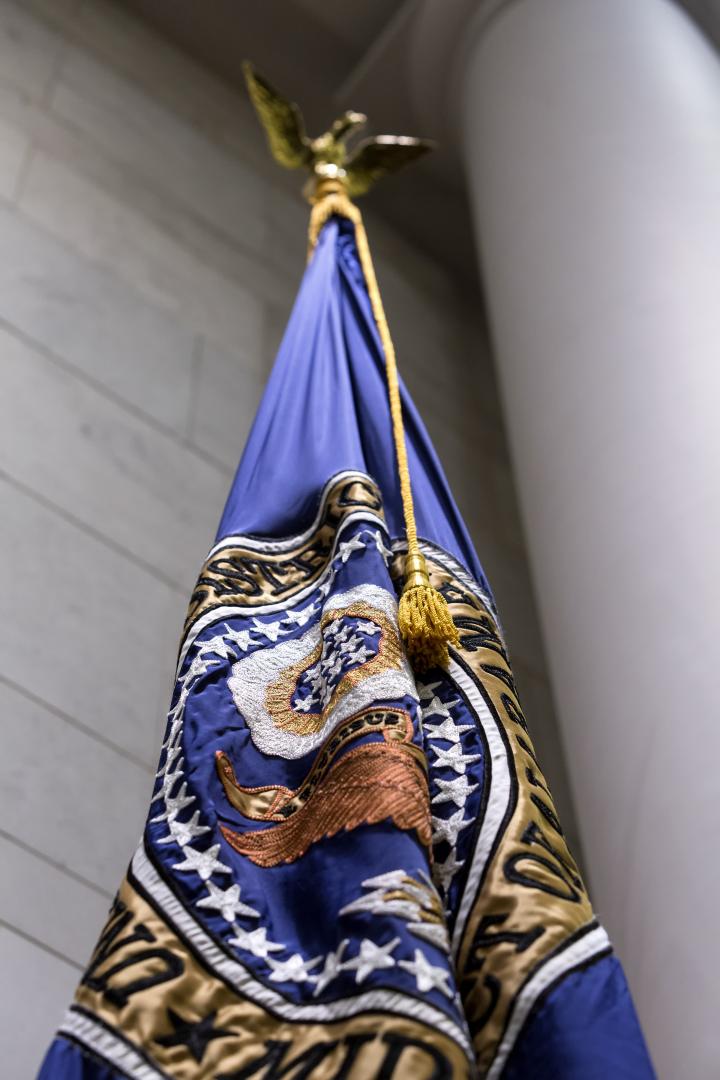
[243,62,434,198]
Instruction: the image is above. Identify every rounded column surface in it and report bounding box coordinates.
[461,1,720,1075]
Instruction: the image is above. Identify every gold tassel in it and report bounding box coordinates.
[308,179,459,672]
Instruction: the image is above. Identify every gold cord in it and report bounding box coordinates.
[308,182,458,671]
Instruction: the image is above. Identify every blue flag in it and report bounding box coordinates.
[39,215,653,1078]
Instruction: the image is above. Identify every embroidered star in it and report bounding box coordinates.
[344,644,374,668]
[185,654,221,681]
[430,742,482,774]
[159,756,185,790]
[154,1008,233,1063]
[251,618,286,643]
[398,949,453,998]
[432,849,466,892]
[267,952,322,983]
[223,625,254,652]
[343,937,400,983]
[431,808,470,846]
[282,605,315,628]
[229,925,283,959]
[337,534,366,563]
[197,881,260,923]
[158,810,210,847]
[432,773,477,809]
[418,680,443,703]
[422,695,461,723]
[198,634,236,661]
[340,892,418,921]
[173,843,231,881]
[313,939,350,996]
[408,921,451,952]
[371,530,393,562]
[155,742,182,780]
[150,782,195,824]
[163,704,184,737]
[424,716,472,744]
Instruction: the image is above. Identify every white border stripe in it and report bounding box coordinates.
[178,507,386,669]
[208,471,381,558]
[487,925,611,1079]
[59,1009,166,1080]
[131,845,475,1063]
[448,657,513,959]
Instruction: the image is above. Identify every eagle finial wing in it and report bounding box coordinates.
[243,62,311,170]
[344,136,435,198]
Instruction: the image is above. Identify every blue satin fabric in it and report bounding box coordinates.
[218,217,490,597]
[39,1039,121,1080]
[504,954,654,1079]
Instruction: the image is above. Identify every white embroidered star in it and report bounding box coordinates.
[408,921,451,952]
[251,618,286,643]
[313,939,350,996]
[223,625,254,652]
[159,758,186,794]
[424,716,472,744]
[198,634,236,661]
[431,808,470,846]
[282,605,315,628]
[197,881,260,923]
[398,949,453,998]
[320,652,345,680]
[432,773,478,809]
[371,531,393,563]
[185,654,221,682]
[150,782,195,823]
[172,844,231,881]
[229,925,283,959]
[267,952,322,983]
[155,743,182,780]
[418,681,443,703]
[337,535,366,563]
[343,937,400,983]
[432,849,466,892]
[163,705,184,738]
[355,619,381,637]
[430,742,482,774]
[341,892,418,921]
[422,695,461,723]
[158,810,210,848]
[344,642,373,667]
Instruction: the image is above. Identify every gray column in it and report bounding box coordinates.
[461,1,720,1075]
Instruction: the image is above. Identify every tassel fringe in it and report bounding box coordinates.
[399,581,459,673]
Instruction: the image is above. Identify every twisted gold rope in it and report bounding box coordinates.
[307,182,458,670]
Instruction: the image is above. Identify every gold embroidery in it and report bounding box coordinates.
[73,875,472,1079]
[264,603,405,736]
[184,473,384,636]
[416,555,594,1073]
[220,738,432,868]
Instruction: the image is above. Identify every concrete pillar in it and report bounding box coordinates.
[460,1,720,1074]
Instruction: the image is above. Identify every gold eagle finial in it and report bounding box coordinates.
[243,62,434,199]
